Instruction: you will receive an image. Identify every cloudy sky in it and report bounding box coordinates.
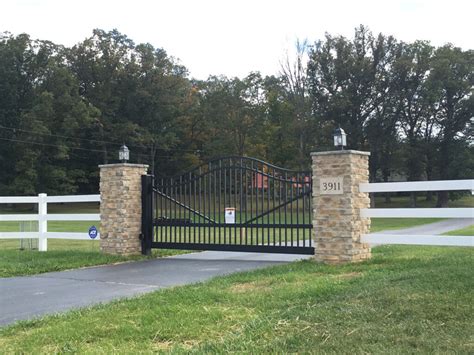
[2,0,473,80]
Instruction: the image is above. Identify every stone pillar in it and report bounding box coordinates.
[311,150,371,264]
[99,163,149,255]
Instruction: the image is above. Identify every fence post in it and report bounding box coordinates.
[141,175,154,255]
[311,150,371,264]
[38,193,47,251]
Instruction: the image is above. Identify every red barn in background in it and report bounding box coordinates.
[252,172,268,189]
[292,176,311,189]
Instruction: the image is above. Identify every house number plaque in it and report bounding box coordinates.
[320,177,344,195]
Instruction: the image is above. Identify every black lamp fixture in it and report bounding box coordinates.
[119,144,130,163]
[333,126,347,150]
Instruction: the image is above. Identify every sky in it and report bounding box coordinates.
[1,0,473,80]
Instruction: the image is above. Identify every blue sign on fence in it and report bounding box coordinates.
[88,225,98,239]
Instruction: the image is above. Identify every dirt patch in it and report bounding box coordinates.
[309,272,362,280]
[333,272,362,280]
[229,280,272,294]
[153,340,173,351]
[310,272,326,277]
[228,273,362,294]
[153,339,200,351]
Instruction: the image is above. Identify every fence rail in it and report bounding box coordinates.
[362,208,472,218]
[1,180,472,251]
[359,179,474,193]
[362,234,473,247]
[0,193,100,251]
[361,179,473,247]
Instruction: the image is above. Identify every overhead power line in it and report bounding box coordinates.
[0,125,201,153]
[0,137,175,159]
[0,125,127,147]
[0,136,106,154]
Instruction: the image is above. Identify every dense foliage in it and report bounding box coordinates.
[0,26,472,206]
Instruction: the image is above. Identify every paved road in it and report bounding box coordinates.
[0,252,310,327]
[378,218,473,235]
[1,218,471,327]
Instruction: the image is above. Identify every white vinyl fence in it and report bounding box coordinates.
[1,180,472,251]
[360,179,474,247]
[0,194,100,251]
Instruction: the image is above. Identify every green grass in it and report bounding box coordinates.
[443,225,474,236]
[0,241,186,278]
[0,220,186,278]
[0,197,463,278]
[0,245,141,278]
[374,194,473,208]
[0,220,99,234]
[0,246,472,353]
[152,218,445,246]
[370,218,444,232]
[0,217,447,278]
[0,216,447,237]
[0,202,100,214]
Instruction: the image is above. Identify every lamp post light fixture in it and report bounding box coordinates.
[119,144,130,163]
[333,127,347,150]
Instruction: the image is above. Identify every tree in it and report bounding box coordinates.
[308,26,398,150]
[279,40,315,169]
[0,33,36,194]
[1,27,472,198]
[122,42,193,176]
[390,41,434,206]
[308,26,402,192]
[67,29,136,165]
[68,29,194,177]
[0,33,98,194]
[198,74,265,159]
[261,75,299,168]
[428,45,473,206]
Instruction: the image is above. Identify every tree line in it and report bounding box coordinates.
[0,26,472,206]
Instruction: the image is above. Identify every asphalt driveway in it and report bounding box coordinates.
[0,251,309,326]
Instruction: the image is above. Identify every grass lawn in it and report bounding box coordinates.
[0,196,465,278]
[0,244,140,278]
[0,245,472,353]
[0,239,186,278]
[0,220,186,278]
[374,194,473,208]
[443,225,474,236]
[0,202,100,214]
[0,217,448,278]
[370,218,444,232]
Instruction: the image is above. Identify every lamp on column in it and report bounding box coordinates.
[119,144,130,163]
[333,127,347,150]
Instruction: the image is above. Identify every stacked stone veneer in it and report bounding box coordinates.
[99,163,149,255]
[311,150,371,264]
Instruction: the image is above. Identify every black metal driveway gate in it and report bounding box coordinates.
[141,156,313,255]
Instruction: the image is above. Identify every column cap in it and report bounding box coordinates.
[311,150,370,157]
[99,163,149,169]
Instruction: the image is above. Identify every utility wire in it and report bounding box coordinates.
[0,125,126,147]
[0,137,106,154]
[0,137,175,159]
[0,125,201,153]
